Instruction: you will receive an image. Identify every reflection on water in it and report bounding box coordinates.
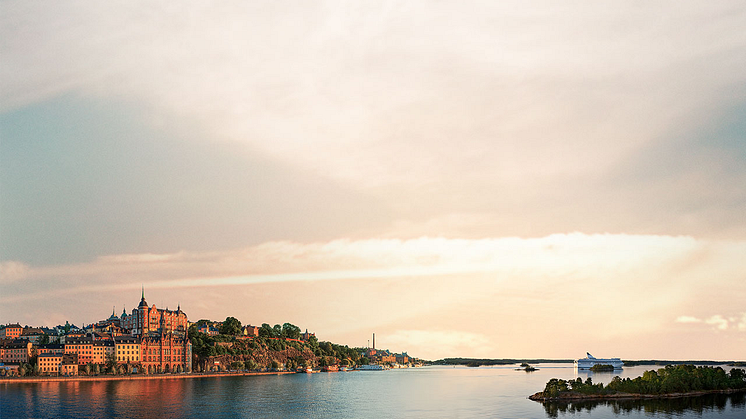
[2,366,744,418]
[541,393,746,418]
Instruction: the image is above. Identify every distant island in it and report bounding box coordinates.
[517,363,538,372]
[434,358,573,367]
[529,365,746,402]
[589,364,615,372]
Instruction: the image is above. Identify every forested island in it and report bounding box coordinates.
[530,365,746,402]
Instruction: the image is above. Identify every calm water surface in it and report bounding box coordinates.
[2,364,744,418]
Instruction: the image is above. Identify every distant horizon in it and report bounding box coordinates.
[2,2,746,362]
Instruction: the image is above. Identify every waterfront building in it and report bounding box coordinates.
[37,343,65,355]
[39,353,79,376]
[141,333,191,373]
[38,353,63,375]
[0,339,32,363]
[114,336,141,364]
[0,323,23,339]
[65,336,109,365]
[396,353,409,364]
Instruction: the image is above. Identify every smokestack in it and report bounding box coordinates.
[373,333,375,350]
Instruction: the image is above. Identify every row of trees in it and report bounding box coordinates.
[542,365,746,398]
[4,353,150,377]
[258,323,302,340]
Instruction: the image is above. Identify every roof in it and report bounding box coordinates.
[2,324,22,329]
[38,343,64,349]
[114,336,140,343]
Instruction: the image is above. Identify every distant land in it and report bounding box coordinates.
[434,358,744,367]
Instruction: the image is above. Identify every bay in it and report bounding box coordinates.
[2,364,744,418]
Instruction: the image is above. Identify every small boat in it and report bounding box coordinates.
[322,365,339,372]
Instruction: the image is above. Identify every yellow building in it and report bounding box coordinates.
[114,336,141,364]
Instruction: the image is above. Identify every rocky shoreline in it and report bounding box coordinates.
[529,388,746,402]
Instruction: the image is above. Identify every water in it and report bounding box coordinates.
[1,364,744,418]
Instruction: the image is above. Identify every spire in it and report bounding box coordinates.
[141,285,144,300]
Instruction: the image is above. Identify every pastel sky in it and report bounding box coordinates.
[1,1,745,361]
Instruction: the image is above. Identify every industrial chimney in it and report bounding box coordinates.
[373,333,375,350]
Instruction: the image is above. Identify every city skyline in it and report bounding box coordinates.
[2,1,746,361]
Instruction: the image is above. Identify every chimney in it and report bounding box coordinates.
[373,333,375,350]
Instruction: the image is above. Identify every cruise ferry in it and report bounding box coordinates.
[574,353,624,369]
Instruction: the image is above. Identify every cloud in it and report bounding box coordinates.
[2,233,745,359]
[706,315,730,331]
[675,316,702,324]
[0,260,29,283]
[0,233,709,299]
[738,313,746,332]
[2,1,746,252]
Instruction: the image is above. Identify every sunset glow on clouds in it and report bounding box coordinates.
[2,1,746,360]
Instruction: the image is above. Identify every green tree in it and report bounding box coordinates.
[105,352,117,374]
[282,323,301,340]
[259,323,274,338]
[220,317,242,336]
[307,335,319,351]
[38,334,50,345]
[273,324,282,338]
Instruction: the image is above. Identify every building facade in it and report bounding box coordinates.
[120,291,188,337]
[0,339,32,363]
[114,336,141,364]
[0,324,22,339]
[141,334,191,373]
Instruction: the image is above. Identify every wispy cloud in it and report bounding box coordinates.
[676,313,746,332]
[675,316,702,324]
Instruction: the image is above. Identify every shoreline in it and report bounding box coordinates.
[528,388,746,402]
[0,371,295,384]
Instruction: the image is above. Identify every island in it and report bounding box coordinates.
[529,365,746,401]
[589,364,615,372]
[516,363,538,372]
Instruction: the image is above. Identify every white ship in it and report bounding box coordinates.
[574,352,623,369]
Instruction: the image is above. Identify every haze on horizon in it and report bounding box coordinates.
[1,1,745,361]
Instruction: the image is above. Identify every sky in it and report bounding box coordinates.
[1,1,746,361]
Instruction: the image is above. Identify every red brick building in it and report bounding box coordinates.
[141,333,191,373]
[120,290,188,337]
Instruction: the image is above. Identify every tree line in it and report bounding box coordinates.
[541,365,746,398]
